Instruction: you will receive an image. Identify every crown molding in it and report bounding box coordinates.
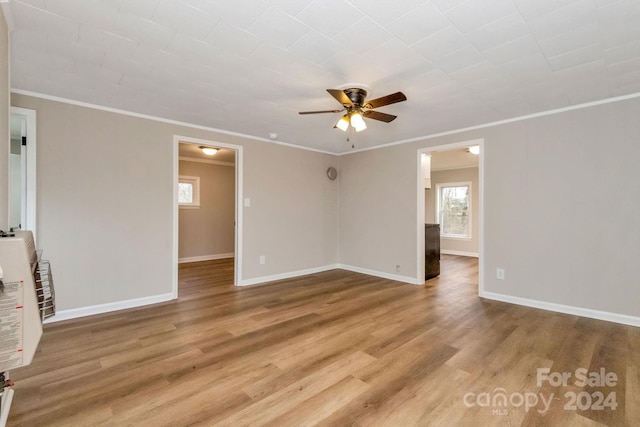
[12,89,640,157]
[10,89,336,155]
[343,91,640,155]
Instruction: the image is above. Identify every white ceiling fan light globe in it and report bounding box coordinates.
[350,111,367,132]
[335,115,349,132]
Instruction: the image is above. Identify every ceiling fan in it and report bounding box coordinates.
[299,88,407,132]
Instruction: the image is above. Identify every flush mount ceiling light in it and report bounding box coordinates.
[200,146,218,156]
[468,145,480,155]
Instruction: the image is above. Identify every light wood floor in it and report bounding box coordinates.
[8,256,640,426]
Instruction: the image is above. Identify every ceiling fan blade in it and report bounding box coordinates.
[327,89,353,106]
[298,109,344,115]
[364,91,407,109]
[362,110,397,123]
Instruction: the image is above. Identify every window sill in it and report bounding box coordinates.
[441,235,472,241]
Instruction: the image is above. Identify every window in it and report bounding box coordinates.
[178,175,200,208]
[436,182,471,239]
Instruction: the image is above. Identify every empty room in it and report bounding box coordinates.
[0,1,639,426]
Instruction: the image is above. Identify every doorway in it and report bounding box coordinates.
[172,135,243,296]
[417,139,484,292]
[9,107,37,239]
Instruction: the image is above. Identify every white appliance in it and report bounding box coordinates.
[0,230,55,426]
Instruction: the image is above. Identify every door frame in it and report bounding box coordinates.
[9,107,37,241]
[172,135,243,296]
[416,138,485,293]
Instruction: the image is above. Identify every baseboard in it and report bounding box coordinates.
[480,291,640,327]
[239,264,422,287]
[239,264,340,286]
[178,253,234,263]
[441,250,479,258]
[0,388,14,427]
[338,264,422,285]
[44,292,176,323]
[44,263,414,321]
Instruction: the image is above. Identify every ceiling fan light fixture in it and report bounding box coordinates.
[299,87,406,135]
[350,111,367,132]
[200,146,218,156]
[335,115,349,132]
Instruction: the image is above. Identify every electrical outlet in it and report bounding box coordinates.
[259,255,265,265]
[496,268,505,280]
[396,265,400,272]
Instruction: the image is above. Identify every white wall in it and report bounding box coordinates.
[0,8,8,229]
[243,139,339,280]
[11,93,339,314]
[338,147,418,281]
[425,167,479,256]
[9,153,21,227]
[8,83,640,324]
[178,159,235,261]
[483,101,640,319]
[340,97,640,321]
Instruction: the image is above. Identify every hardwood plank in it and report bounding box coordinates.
[220,351,376,426]
[7,256,639,426]
[263,376,370,427]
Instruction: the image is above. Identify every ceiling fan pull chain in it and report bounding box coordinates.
[347,136,354,149]
[347,127,355,149]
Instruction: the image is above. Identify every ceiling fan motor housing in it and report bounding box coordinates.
[343,88,368,107]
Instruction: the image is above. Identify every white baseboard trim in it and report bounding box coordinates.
[239,264,340,287]
[480,291,640,327]
[441,250,479,258]
[338,264,422,285]
[43,264,418,321]
[239,263,423,287]
[0,388,14,427]
[178,253,234,263]
[44,292,177,323]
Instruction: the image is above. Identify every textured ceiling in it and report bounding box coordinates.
[8,0,640,154]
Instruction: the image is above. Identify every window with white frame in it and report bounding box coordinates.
[178,175,200,208]
[436,182,471,239]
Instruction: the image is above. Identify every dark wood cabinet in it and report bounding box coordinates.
[425,224,440,280]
